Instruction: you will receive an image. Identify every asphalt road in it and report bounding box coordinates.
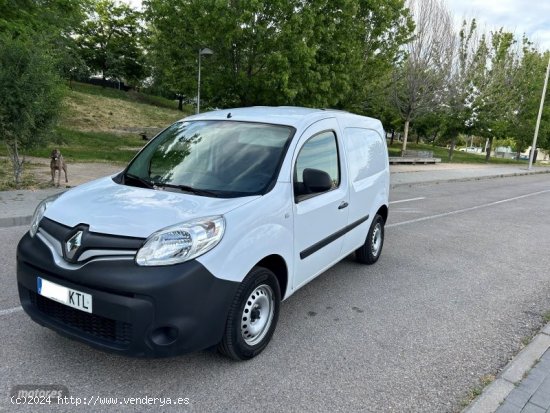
[1,174,550,413]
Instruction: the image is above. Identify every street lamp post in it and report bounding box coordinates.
[197,47,214,114]
[528,55,550,170]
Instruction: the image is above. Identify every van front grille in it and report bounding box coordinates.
[29,291,132,346]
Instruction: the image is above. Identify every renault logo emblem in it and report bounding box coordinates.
[65,231,83,260]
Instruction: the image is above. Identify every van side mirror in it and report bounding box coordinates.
[303,168,332,193]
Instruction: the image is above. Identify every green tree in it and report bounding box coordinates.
[145,0,412,110]
[1,0,90,85]
[357,0,414,114]
[0,0,88,37]
[439,19,481,160]
[413,111,443,144]
[508,44,550,158]
[467,29,520,161]
[76,0,148,85]
[0,36,65,187]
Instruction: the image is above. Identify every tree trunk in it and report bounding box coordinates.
[6,142,24,189]
[448,136,456,161]
[416,132,420,144]
[177,96,183,111]
[402,118,410,152]
[390,129,395,146]
[485,137,494,162]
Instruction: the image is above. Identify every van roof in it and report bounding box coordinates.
[184,106,382,130]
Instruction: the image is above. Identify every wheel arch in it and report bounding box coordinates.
[376,204,389,223]
[256,254,289,300]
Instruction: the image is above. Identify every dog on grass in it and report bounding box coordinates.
[50,149,68,187]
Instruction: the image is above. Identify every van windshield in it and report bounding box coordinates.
[123,120,294,198]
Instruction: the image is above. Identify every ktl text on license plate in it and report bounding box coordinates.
[37,277,93,313]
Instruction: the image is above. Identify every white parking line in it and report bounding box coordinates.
[387,189,550,228]
[390,197,426,204]
[0,306,22,316]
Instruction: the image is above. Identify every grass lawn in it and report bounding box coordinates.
[0,84,181,189]
[34,128,144,163]
[61,89,184,134]
[0,128,144,164]
[0,158,48,190]
[388,142,531,165]
[69,82,179,110]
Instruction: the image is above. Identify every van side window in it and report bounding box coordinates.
[294,131,340,201]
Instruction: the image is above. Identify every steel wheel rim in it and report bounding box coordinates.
[241,284,274,346]
[371,223,382,256]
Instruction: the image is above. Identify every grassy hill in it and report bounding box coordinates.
[61,82,184,135]
[2,82,188,166]
[1,82,189,188]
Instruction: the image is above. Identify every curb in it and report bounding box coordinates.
[390,168,550,189]
[0,216,32,228]
[462,322,550,413]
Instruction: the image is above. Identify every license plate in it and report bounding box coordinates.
[37,277,93,313]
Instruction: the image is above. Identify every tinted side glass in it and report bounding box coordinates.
[294,131,340,200]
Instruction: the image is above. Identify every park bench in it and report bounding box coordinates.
[388,149,441,164]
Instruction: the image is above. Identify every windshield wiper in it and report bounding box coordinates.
[156,183,220,197]
[124,173,155,189]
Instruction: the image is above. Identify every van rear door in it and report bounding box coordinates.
[340,127,388,254]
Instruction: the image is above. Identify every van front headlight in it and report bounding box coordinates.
[29,193,63,237]
[135,216,225,266]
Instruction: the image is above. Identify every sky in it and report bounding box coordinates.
[123,0,550,52]
[446,0,550,51]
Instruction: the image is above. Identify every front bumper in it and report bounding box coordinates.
[17,231,239,357]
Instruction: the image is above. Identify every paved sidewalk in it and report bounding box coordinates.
[0,188,63,227]
[465,323,550,413]
[497,345,550,412]
[390,164,550,187]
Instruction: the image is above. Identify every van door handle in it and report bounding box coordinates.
[338,201,349,210]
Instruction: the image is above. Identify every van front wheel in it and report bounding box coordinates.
[218,267,280,360]
[355,214,384,265]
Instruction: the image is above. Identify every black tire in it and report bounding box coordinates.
[218,266,281,360]
[355,214,385,265]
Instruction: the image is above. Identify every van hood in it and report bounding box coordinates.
[44,176,259,238]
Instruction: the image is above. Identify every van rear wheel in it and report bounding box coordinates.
[218,266,280,360]
[355,214,384,265]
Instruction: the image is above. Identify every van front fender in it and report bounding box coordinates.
[197,222,293,291]
[196,184,294,297]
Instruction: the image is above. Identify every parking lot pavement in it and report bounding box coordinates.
[1,174,550,412]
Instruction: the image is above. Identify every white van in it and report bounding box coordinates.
[17,107,389,360]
